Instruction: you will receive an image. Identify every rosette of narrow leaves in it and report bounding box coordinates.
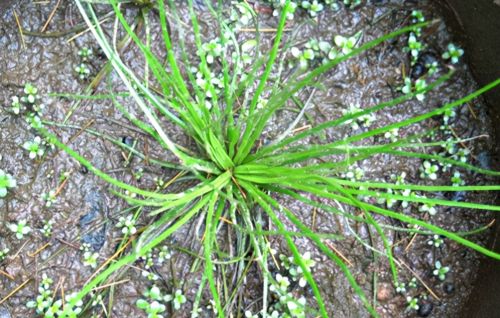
[45,1,500,317]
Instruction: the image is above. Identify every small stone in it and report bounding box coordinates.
[80,189,107,251]
[411,63,426,79]
[417,301,433,317]
[357,273,367,285]
[452,191,466,202]
[376,283,392,301]
[443,282,455,294]
[419,52,438,66]
[121,136,135,147]
[0,306,11,318]
[80,165,88,174]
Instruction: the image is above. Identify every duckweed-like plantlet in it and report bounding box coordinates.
[42,190,57,208]
[343,0,361,8]
[451,171,465,187]
[407,33,423,58]
[411,10,425,23]
[116,214,137,235]
[10,96,21,114]
[21,83,39,104]
[270,273,291,293]
[418,199,437,216]
[245,311,259,318]
[334,31,362,55]
[395,282,406,294]
[428,234,444,248]
[342,103,376,130]
[406,296,419,310]
[420,160,439,180]
[301,0,324,17]
[0,248,9,261]
[136,285,174,317]
[201,39,223,64]
[156,246,172,264]
[384,128,399,142]
[442,43,464,64]
[8,219,31,240]
[408,277,418,289]
[78,47,93,61]
[75,63,91,80]
[414,78,427,100]
[433,260,450,281]
[164,290,187,311]
[23,136,45,160]
[291,46,315,70]
[81,243,99,268]
[403,78,428,101]
[40,219,54,237]
[0,169,16,197]
[227,2,254,29]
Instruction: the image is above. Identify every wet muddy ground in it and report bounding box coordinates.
[0,1,498,317]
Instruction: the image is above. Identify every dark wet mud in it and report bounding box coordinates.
[0,1,498,317]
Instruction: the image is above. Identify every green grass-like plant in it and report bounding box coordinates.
[34,0,500,317]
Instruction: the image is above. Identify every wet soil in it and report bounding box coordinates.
[0,1,498,317]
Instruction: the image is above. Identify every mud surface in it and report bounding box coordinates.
[0,1,498,317]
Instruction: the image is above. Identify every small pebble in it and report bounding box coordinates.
[0,306,11,318]
[452,191,466,202]
[419,52,438,66]
[80,165,88,174]
[417,301,434,317]
[122,136,135,147]
[477,151,492,170]
[443,282,455,294]
[411,63,426,79]
[376,283,392,301]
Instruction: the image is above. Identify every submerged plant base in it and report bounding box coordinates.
[0,1,498,317]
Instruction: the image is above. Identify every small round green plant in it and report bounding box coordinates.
[406,296,419,310]
[428,234,444,248]
[0,248,9,262]
[8,219,31,240]
[420,160,439,180]
[10,96,21,114]
[78,47,93,61]
[75,63,91,80]
[22,136,45,160]
[41,219,54,237]
[116,214,138,235]
[21,83,39,104]
[442,43,464,64]
[0,169,16,197]
[433,260,450,281]
[163,289,187,311]
[334,31,362,55]
[81,243,99,268]
[42,190,57,207]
